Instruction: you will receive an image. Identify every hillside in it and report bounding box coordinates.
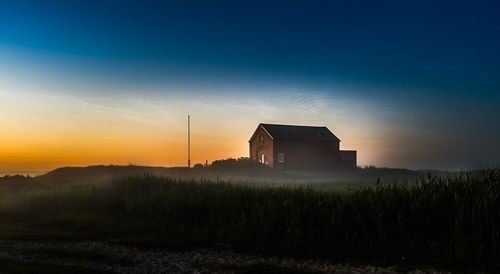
[0,160,427,188]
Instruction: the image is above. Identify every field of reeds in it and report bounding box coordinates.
[1,169,500,271]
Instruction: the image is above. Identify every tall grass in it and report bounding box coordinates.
[2,170,500,270]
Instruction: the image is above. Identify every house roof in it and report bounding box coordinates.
[258,123,341,142]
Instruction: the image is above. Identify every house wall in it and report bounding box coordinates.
[249,127,274,167]
[249,125,357,169]
[273,140,340,169]
[338,150,357,168]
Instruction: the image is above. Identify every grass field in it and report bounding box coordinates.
[0,259,114,274]
[1,168,499,272]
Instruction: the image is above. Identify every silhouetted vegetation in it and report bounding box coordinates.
[210,157,267,169]
[1,169,500,271]
[0,175,32,184]
[207,157,273,176]
[1,160,425,188]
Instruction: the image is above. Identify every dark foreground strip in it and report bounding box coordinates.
[0,259,114,274]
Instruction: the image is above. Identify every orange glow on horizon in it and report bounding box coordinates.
[0,123,252,174]
[0,83,381,174]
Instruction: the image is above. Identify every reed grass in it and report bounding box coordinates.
[2,169,500,270]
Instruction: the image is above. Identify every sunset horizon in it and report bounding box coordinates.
[2,0,499,174]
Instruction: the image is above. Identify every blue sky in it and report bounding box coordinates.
[0,0,499,171]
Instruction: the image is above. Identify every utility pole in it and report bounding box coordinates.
[187,115,191,168]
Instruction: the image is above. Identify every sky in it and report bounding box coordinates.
[1,0,499,173]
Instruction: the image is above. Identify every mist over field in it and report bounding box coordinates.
[1,0,500,273]
[0,162,499,273]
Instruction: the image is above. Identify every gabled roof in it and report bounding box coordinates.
[256,123,341,142]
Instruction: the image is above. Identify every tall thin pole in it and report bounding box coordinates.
[188,115,191,168]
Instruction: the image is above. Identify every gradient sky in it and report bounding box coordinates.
[1,0,499,173]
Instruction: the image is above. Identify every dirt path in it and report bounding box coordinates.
[0,239,447,274]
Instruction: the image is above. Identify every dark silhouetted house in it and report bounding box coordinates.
[249,123,356,169]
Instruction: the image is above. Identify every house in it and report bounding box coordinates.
[249,123,356,169]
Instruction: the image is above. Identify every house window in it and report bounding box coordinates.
[261,153,265,164]
[259,135,264,143]
[278,153,284,163]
